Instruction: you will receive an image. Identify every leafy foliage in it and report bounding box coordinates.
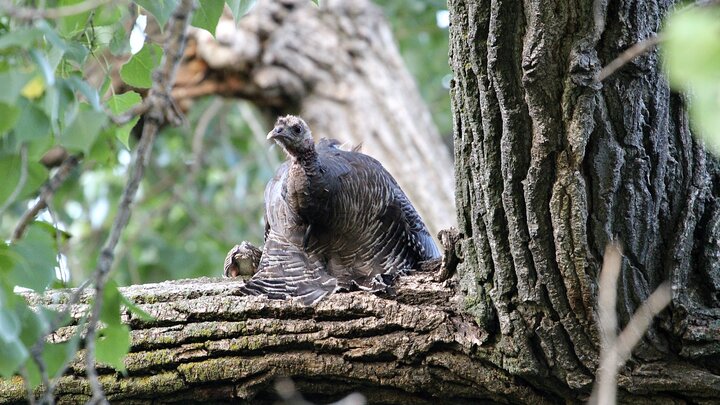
[662,7,720,154]
[0,0,258,397]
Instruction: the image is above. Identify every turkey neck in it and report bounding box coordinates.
[295,147,320,176]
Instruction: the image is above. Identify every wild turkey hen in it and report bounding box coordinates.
[239,115,440,305]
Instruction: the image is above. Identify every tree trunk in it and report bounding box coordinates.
[449,0,720,400]
[170,0,456,235]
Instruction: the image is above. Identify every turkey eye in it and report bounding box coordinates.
[291,124,301,134]
[275,127,282,133]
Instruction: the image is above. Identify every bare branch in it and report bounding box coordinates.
[82,1,196,403]
[109,101,151,126]
[12,155,80,242]
[0,144,28,220]
[598,35,663,82]
[597,243,622,349]
[591,244,673,405]
[0,0,116,20]
[613,282,673,363]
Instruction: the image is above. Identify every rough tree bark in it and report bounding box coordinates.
[4,273,719,404]
[171,0,456,235]
[450,0,720,400]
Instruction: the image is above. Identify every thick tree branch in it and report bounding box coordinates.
[3,273,718,404]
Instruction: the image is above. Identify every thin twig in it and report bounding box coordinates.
[38,279,91,404]
[598,35,663,82]
[18,366,36,405]
[597,243,621,354]
[12,155,80,242]
[590,244,673,405]
[613,282,672,363]
[82,1,196,403]
[0,144,28,220]
[0,0,114,20]
[109,101,151,126]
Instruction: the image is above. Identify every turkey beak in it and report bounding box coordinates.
[267,126,285,141]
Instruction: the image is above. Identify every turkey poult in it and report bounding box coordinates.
[239,115,440,305]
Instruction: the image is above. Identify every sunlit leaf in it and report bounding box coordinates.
[191,0,225,36]
[226,0,257,24]
[663,9,720,88]
[0,102,20,136]
[662,8,720,155]
[136,0,179,29]
[95,324,130,372]
[119,43,162,88]
[9,224,57,292]
[21,76,45,100]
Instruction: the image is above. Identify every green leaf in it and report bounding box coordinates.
[14,98,50,142]
[0,339,28,378]
[9,224,57,292]
[65,76,101,110]
[43,340,77,378]
[95,324,130,372]
[119,43,163,88]
[23,358,41,389]
[0,244,16,273]
[226,0,256,24]
[114,117,139,150]
[120,293,154,321]
[30,49,56,87]
[0,157,47,208]
[662,8,720,156]
[60,107,108,154]
[689,85,720,154]
[17,303,47,347]
[0,71,32,104]
[107,91,142,114]
[191,0,225,36]
[0,102,20,137]
[0,28,43,50]
[663,9,720,88]
[100,280,122,326]
[0,308,20,343]
[57,0,92,37]
[136,0,179,28]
